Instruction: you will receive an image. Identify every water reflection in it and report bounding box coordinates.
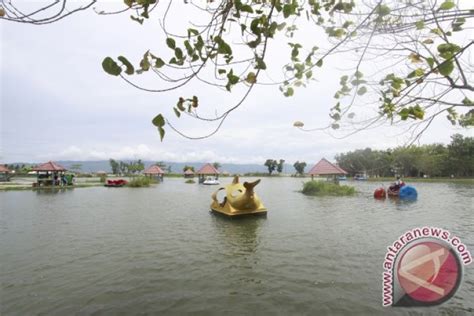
[387,196,418,210]
[210,214,265,256]
[35,188,70,195]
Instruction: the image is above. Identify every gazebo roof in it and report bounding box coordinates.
[0,165,11,173]
[184,168,194,175]
[32,161,67,172]
[308,158,347,175]
[144,165,165,175]
[196,163,219,175]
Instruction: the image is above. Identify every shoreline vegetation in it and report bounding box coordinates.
[0,175,473,191]
[302,181,356,197]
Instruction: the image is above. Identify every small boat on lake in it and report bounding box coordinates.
[374,183,418,200]
[211,176,266,217]
[354,173,368,181]
[203,176,220,185]
[104,179,127,187]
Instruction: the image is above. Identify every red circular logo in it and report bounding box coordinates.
[397,241,461,304]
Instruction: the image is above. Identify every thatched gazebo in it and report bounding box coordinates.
[32,161,67,187]
[308,158,347,182]
[183,168,194,178]
[0,165,11,182]
[144,165,165,182]
[196,163,219,184]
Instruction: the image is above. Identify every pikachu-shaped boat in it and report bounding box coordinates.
[211,176,267,217]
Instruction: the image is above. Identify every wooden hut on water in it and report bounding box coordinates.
[32,161,68,187]
[0,165,11,182]
[308,158,347,182]
[196,163,219,184]
[183,168,195,178]
[144,165,165,182]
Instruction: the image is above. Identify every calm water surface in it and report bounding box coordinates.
[1,178,473,315]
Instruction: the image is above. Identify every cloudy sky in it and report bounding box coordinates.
[1,1,471,164]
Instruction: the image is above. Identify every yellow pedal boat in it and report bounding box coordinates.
[210,176,267,217]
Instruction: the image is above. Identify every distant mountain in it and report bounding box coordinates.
[12,160,296,174]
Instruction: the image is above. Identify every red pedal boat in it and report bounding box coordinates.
[104,179,128,187]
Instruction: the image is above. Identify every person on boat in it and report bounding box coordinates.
[391,176,404,191]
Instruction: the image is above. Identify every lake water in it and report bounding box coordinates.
[1,178,473,315]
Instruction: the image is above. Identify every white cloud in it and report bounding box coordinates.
[1,2,472,164]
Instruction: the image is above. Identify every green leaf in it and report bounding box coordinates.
[430,28,442,36]
[426,57,435,69]
[187,28,199,38]
[399,108,409,120]
[218,69,227,75]
[226,69,240,91]
[407,68,424,78]
[277,22,287,31]
[240,4,253,13]
[102,57,122,76]
[354,70,363,78]
[438,60,454,76]
[357,86,367,95]
[215,36,232,55]
[316,59,323,67]
[140,55,150,71]
[117,56,134,75]
[176,98,186,111]
[439,1,455,11]
[415,20,424,30]
[422,39,434,44]
[154,57,165,68]
[152,114,165,127]
[184,40,194,55]
[377,4,391,16]
[166,38,176,49]
[283,4,294,18]
[191,95,198,108]
[246,72,257,84]
[175,47,184,60]
[173,107,181,118]
[255,57,266,70]
[285,87,294,97]
[158,126,165,142]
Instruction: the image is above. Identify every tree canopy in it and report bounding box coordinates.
[1,0,472,142]
[335,134,473,177]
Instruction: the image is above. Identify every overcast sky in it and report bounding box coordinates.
[1,1,472,164]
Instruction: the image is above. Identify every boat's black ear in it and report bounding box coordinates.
[243,179,260,192]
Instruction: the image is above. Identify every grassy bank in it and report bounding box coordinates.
[302,181,356,196]
[0,183,103,191]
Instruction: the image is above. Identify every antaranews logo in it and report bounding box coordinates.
[382,227,472,307]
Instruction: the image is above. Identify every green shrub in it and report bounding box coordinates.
[99,175,106,183]
[185,179,196,184]
[302,180,356,196]
[127,176,153,187]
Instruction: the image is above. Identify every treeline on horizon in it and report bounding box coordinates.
[4,134,472,178]
[335,134,473,178]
